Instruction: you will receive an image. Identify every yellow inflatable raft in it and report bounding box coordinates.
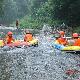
[29,39,38,46]
[62,46,80,51]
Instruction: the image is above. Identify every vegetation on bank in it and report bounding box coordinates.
[19,16,42,29]
[0,0,80,31]
[18,0,80,31]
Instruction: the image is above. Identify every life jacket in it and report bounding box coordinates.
[5,36,14,44]
[73,38,80,46]
[57,37,68,45]
[55,40,59,44]
[24,33,33,42]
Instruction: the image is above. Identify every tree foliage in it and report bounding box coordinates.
[0,0,80,28]
[28,0,80,27]
[52,0,80,26]
[0,0,4,17]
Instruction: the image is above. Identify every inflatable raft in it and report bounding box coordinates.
[54,43,80,53]
[0,39,38,47]
[0,40,4,47]
[61,46,80,53]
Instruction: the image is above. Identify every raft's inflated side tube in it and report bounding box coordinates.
[54,43,65,50]
[29,39,38,45]
[62,46,80,51]
[0,40,4,47]
[0,39,38,47]
[6,41,29,47]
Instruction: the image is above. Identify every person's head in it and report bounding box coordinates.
[59,31,65,37]
[72,33,79,39]
[7,31,13,37]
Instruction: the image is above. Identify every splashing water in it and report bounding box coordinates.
[0,29,80,80]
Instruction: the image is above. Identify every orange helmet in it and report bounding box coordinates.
[72,33,79,38]
[7,31,13,35]
[59,31,65,35]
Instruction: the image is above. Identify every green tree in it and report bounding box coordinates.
[0,0,4,18]
[52,0,80,26]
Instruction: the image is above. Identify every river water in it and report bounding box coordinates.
[0,30,80,80]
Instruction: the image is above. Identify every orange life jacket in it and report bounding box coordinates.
[24,34,33,42]
[5,36,14,44]
[73,38,80,46]
[57,37,68,45]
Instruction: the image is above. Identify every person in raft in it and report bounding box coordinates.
[55,31,68,46]
[24,30,33,42]
[4,31,15,44]
[70,33,80,46]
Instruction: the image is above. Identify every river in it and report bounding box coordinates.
[0,30,80,80]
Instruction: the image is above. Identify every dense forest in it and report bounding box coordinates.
[0,0,80,30]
